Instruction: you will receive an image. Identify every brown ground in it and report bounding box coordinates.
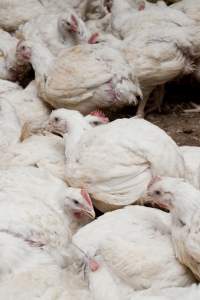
[107,76,200,147]
[147,109,200,146]
[147,78,200,146]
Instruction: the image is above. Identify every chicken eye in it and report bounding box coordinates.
[54,117,59,122]
[93,121,100,126]
[21,46,26,51]
[73,199,79,205]
[155,190,161,196]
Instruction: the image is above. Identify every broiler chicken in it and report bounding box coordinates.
[73,205,194,295]
[0,133,66,180]
[0,29,30,82]
[0,166,95,275]
[0,0,82,32]
[0,80,50,129]
[17,11,90,56]
[16,39,141,114]
[120,4,200,116]
[0,110,109,180]
[0,259,93,300]
[47,108,185,212]
[111,0,168,39]
[148,176,200,281]
[109,0,200,116]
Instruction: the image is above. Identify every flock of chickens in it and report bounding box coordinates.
[2,0,200,299]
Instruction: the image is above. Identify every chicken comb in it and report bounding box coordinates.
[71,14,78,27]
[88,32,99,44]
[138,1,146,11]
[90,110,109,123]
[147,176,162,189]
[81,189,93,207]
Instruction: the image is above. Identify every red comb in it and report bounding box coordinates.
[71,15,78,26]
[138,1,145,10]
[81,189,93,207]
[88,32,99,44]
[90,110,109,123]
[69,15,78,33]
[89,259,100,272]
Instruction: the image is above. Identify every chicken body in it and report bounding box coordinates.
[148,177,200,281]
[73,205,194,293]
[57,110,185,211]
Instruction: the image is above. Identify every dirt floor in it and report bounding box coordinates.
[147,109,200,146]
[147,78,200,146]
[107,76,200,147]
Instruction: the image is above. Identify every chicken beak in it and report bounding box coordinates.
[83,207,96,219]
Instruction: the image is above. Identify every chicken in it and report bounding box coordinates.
[0,0,81,32]
[17,11,90,56]
[0,109,109,180]
[0,80,50,128]
[15,39,141,114]
[0,260,92,300]
[120,5,200,116]
[148,176,200,281]
[0,29,31,82]
[107,0,200,116]
[0,166,95,276]
[111,0,168,39]
[73,205,194,294]
[0,133,66,180]
[47,108,185,212]
[0,0,46,31]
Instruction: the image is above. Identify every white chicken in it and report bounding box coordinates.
[111,0,169,39]
[108,0,200,116]
[0,166,95,275]
[0,80,50,128]
[0,110,109,180]
[17,10,90,56]
[0,29,31,82]
[0,0,81,32]
[0,260,93,300]
[148,176,200,281]
[120,5,200,116]
[0,133,66,180]
[73,205,194,294]
[15,39,142,114]
[47,108,185,212]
